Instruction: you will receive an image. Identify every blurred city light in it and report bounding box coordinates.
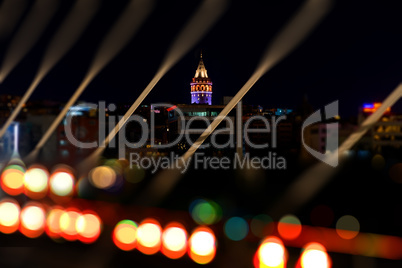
[161,222,188,259]
[0,164,25,195]
[190,198,222,225]
[336,215,360,240]
[112,219,138,251]
[278,215,302,240]
[45,207,64,239]
[49,170,75,197]
[59,209,81,241]
[76,211,102,243]
[89,165,116,189]
[188,226,216,264]
[299,242,331,268]
[251,214,274,238]
[124,164,145,184]
[19,202,46,238]
[255,236,286,268]
[389,163,402,183]
[224,216,249,241]
[23,166,49,199]
[371,154,385,170]
[363,102,390,114]
[137,218,162,255]
[0,198,20,234]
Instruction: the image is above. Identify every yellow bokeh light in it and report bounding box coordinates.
[137,222,162,248]
[0,201,20,227]
[1,168,24,194]
[49,171,74,196]
[20,205,46,231]
[46,208,64,235]
[189,231,215,256]
[89,166,116,189]
[300,243,330,268]
[76,213,101,239]
[59,210,81,238]
[301,249,330,268]
[24,167,48,193]
[162,227,187,252]
[259,242,285,267]
[116,225,137,244]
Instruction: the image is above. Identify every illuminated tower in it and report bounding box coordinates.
[191,52,212,105]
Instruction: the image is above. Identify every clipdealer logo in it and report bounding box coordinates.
[63,101,339,172]
[301,101,339,167]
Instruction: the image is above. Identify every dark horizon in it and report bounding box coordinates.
[0,0,402,117]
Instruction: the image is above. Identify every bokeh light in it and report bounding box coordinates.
[59,209,81,241]
[190,199,222,225]
[137,218,162,255]
[255,236,286,268]
[45,207,64,239]
[251,214,274,238]
[89,166,116,189]
[1,165,25,195]
[76,176,96,199]
[0,198,20,234]
[113,219,138,251]
[124,164,145,184]
[336,215,360,239]
[19,203,46,238]
[24,166,49,199]
[278,214,302,240]
[188,226,216,264]
[224,217,249,241]
[371,154,385,170]
[300,242,331,268]
[76,211,102,243]
[389,163,402,183]
[161,222,188,259]
[49,170,75,197]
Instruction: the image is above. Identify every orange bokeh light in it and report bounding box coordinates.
[112,220,138,251]
[59,208,81,241]
[45,207,64,239]
[23,166,49,199]
[76,211,102,243]
[278,215,302,240]
[1,166,25,196]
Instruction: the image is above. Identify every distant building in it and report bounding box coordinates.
[190,53,213,105]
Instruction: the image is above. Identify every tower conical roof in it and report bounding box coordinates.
[194,52,208,78]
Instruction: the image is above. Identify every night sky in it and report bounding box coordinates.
[1,0,402,117]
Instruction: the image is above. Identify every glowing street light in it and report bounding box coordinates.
[299,243,331,268]
[254,237,286,268]
[161,222,188,259]
[188,226,216,264]
[137,218,162,255]
[0,198,20,234]
[19,202,46,238]
[113,220,138,251]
